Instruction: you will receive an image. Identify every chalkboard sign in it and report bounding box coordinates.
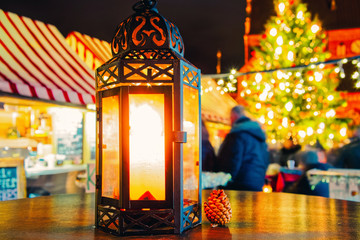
[0,158,26,201]
[0,167,18,201]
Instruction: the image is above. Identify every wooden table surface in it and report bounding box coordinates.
[1,191,360,239]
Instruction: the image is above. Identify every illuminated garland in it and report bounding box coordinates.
[205,55,360,93]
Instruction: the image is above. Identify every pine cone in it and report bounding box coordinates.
[204,189,232,227]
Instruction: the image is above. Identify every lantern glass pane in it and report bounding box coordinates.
[101,95,120,199]
[182,85,199,207]
[129,94,165,201]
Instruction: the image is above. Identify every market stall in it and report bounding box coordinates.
[0,9,96,197]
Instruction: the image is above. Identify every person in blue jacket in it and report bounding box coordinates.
[216,105,269,191]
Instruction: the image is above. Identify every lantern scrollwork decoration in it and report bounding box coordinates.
[95,0,202,236]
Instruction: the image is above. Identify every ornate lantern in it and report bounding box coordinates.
[95,0,201,235]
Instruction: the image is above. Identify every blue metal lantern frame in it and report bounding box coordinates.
[95,0,202,235]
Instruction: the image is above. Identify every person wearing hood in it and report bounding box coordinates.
[216,105,269,191]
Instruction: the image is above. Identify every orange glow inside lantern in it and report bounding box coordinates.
[101,95,120,199]
[182,86,200,206]
[98,87,173,209]
[129,94,165,201]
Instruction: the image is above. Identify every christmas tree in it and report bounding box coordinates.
[239,0,349,149]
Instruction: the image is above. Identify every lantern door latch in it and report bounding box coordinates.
[173,131,187,143]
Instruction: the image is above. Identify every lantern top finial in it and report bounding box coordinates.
[132,0,158,13]
[111,0,184,58]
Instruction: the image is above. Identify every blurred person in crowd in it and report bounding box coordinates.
[286,151,332,197]
[326,147,341,166]
[201,120,217,172]
[334,128,360,169]
[314,139,327,163]
[279,136,302,167]
[216,105,269,191]
[303,139,327,164]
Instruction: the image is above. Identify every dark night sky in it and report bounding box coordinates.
[1,0,246,74]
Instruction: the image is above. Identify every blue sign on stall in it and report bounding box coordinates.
[0,167,18,201]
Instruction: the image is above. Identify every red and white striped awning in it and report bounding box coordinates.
[66,31,112,71]
[0,9,95,105]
